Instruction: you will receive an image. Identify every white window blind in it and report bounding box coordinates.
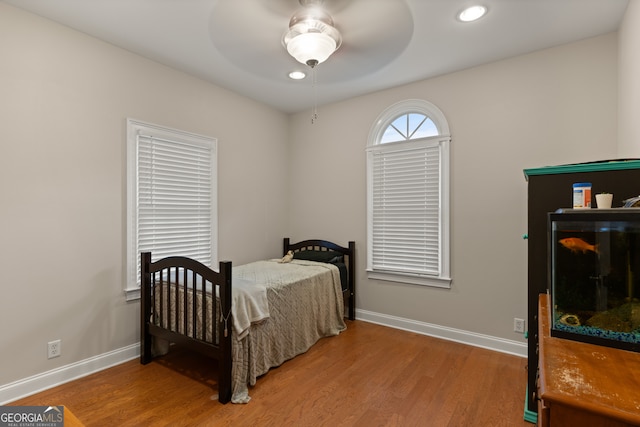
[370,139,441,276]
[126,119,217,300]
[137,134,214,262]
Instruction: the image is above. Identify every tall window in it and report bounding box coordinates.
[125,119,217,300]
[366,99,451,288]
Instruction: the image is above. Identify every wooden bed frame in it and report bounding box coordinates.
[140,238,355,404]
[283,238,356,321]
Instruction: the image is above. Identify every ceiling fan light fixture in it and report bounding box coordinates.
[283,6,341,67]
[286,32,337,66]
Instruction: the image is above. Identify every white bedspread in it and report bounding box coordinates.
[230,259,346,403]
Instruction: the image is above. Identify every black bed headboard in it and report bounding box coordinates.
[283,238,355,320]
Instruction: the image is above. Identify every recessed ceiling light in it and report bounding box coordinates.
[288,70,306,80]
[458,5,487,22]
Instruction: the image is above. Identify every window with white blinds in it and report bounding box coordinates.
[126,119,217,300]
[367,100,451,288]
[370,139,442,275]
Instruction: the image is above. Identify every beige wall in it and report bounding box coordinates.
[0,3,289,387]
[619,0,640,157]
[288,33,619,342]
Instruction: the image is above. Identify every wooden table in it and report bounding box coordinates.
[64,406,85,426]
[537,294,640,426]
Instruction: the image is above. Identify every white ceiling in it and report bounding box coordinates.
[3,0,629,113]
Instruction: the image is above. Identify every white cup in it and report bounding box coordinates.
[595,193,613,209]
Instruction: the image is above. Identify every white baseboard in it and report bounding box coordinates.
[355,309,527,358]
[0,343,140,405]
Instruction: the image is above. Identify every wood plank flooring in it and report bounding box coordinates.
[11,321,532,426]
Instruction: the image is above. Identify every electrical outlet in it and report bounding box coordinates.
[47,339,61,359]
[514,318,525,334]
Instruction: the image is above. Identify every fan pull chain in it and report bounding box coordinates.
[311,66,318,124]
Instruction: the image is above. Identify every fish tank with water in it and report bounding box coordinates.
[549,208,640,352]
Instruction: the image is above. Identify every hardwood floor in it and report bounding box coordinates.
[11,321,532,426]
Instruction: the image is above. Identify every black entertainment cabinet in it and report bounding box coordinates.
[523,159,640,421]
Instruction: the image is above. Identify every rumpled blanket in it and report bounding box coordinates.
[231,278,269,339]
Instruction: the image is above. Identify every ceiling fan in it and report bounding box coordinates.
[209,0,413,84]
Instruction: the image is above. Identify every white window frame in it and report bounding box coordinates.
[366,99,451,288]
[125,118,218,301]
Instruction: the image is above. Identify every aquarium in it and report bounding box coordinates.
[549,208,640,352]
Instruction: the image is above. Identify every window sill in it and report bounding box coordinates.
[125,287,140,302]
[367,270,452,289]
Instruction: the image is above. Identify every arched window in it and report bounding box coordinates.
[366,99,451,288]
[381,113,439,143]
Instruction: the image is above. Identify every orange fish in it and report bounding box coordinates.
[559,237,598,254]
